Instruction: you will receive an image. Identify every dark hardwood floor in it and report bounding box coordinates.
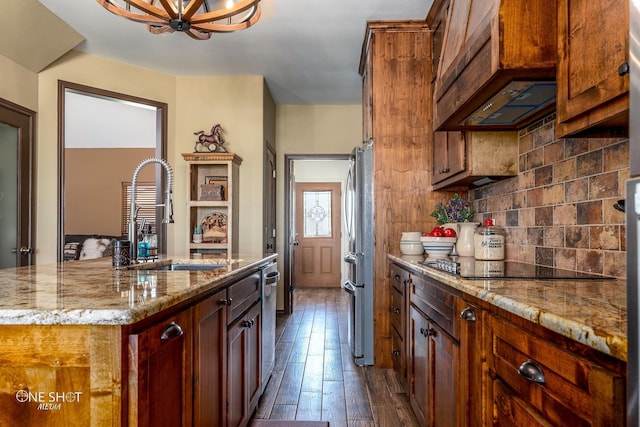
[252,287,420,427]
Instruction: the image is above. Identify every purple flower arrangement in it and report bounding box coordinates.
[430,194,476,225]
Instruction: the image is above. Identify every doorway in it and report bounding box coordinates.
[0,98,35,268]
[283,154,350,314]
[57,81,167,262]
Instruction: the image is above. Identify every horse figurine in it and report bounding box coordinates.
[193,124,228,153]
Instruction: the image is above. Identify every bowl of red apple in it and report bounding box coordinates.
[421,226,457,259]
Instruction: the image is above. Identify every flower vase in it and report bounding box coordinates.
[443,222,459,256]
[455,222,478,257]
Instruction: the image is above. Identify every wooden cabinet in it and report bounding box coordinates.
[431,130,518,189]
[193,288,228,426]
[458,299,485,427]
[488,314,625,426]
[432,131,465,186]
[358,21,435,366]
[389,263,409,381]
[128,308,193,427]
[556,0,629,137]
[228,301,261,427]
[182,152,242,256]
[408,272,460,427]
[432,0,556,130]
[128,268,263,427]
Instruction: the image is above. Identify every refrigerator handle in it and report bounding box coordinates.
[344,164,354,240]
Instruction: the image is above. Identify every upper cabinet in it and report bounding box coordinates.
[555,0,629,137]
[433,0,557,131]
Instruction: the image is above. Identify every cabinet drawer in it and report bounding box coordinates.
[390,285,405,337]
[228,271,261,323]
[490,315,625,426]
[391,327,405,375]
[390,263,409,294]
[409,273,458,340]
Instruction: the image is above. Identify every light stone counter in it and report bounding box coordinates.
[389,254,627,361]
[0,254,276,326]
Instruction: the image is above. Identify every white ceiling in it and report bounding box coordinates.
[36,0,433,105]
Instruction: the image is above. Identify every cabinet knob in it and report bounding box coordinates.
[460,307,477,322]
[392,349,401,356]
[160,322,184,340]
[392,307,400,314]
[426,328,436,337]
[618,62,629,76]
[219,298,232,306]
[517,360,546,384]
[420,327,427,336]
[393,274,401,282]
[439,168,450,174]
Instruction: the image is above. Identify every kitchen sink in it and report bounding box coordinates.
[142,263,226,271]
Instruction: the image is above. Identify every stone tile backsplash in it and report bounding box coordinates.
[470,117,629,278]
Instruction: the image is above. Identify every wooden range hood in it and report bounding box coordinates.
[433,0,557,131]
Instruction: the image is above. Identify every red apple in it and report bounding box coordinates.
[430,227,444,237]
[443,227,457,238]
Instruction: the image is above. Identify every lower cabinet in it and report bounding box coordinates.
[389,263,409,381]
[409,305,458,427]
[408,271,461,427]
[392,260,625,426]
[193,288,228,426]
[488,314,625,427]
[128,308,193,427]
[228,301,262,427]
[128,269,263,427]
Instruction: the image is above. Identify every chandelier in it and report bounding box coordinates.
[96,0,262,40]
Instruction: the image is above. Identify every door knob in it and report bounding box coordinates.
[19,247,33,255]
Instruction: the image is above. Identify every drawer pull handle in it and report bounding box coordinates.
[392,307,400,314]
[392,349,401,356]
[160,322,184,340]
[427,328,436,337]
[393,274,401,282]
[518,360,545,384]
[460,307,477,322]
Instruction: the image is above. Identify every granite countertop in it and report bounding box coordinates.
[0,254,276,326]
[388,254,627,361]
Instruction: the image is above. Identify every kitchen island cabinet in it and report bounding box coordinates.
[388,254,627,426]
[0,254,275,427]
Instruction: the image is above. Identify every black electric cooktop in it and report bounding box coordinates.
[421,259,615,280]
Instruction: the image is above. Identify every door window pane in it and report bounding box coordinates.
[303,190,331,238]
[0,123,18,268]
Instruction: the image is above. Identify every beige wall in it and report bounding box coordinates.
[274,105,362,307]
[0,54,38,111]
[174,75,266,255]
[36,51,177,263]
[1,49,362,269]
[65,148,155,236]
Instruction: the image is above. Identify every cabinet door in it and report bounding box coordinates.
[228,302,261,427]
[193,290,228,426]
[556,0,629,136]
[409,306,429,426]
[432,131,465,184]
[429,321,458,427]
[128,309,192,427]
[458,302,484,427]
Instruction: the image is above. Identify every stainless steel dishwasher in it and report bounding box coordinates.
[261,261,279,392]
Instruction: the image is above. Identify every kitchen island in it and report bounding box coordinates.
[0,254,276,427]
[388,253,627,426]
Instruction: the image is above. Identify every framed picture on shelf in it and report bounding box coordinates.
[201,175,227,201]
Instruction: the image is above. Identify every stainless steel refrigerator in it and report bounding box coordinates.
[343,141,375,366]
[629,1,640,424]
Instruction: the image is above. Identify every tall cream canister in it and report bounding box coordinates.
[474,219,505,260]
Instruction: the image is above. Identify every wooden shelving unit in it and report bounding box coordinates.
[182,152,242,256]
